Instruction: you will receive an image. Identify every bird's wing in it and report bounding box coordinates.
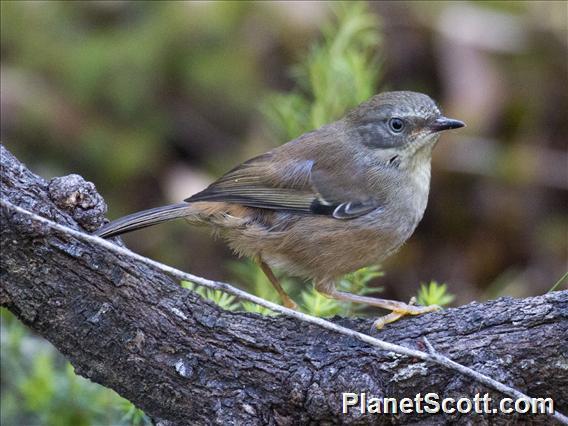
[185,152,381,220]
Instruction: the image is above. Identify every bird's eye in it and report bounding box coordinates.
[388,117,405,133]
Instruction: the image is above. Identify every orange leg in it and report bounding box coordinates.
[258,260,297,310]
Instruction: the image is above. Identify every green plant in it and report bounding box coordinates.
[300,288,344,317]
[118,401,152,426]
[181,281,240,311]
[416,281,455,307]
[229,259,285,315]
[1,308,151,426]
[264,1,381,141]
[338,265,384,315]
[229,259,284,303]
[297,265,384,318]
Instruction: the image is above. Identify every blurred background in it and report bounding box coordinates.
[1,1,566,424]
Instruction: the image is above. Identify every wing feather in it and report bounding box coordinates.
[185,151,381,219]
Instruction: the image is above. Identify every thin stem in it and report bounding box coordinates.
[549,271,568,293]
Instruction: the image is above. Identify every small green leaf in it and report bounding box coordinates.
[338,265,384,315]
[180,280,240,311]
[416,281,455,307]
[300,288,344,317]
[240,302,275,316]
[263,1,381,140]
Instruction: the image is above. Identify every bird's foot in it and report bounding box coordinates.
[372,298,441,330]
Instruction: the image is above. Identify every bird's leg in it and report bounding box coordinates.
[257,259,297,310]
[315,280,440,329]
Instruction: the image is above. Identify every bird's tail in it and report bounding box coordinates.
[95,202,195,238]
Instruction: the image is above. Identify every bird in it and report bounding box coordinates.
[95,91,465,328]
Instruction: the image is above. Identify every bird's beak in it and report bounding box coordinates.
[430,117,466,132]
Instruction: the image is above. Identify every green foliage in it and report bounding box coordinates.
[229,259,283,303]
[181,263,457,319]
[0,1,262,199]
[338,265,384,315]
[239,301,275,316]
[181,280,240,311]
[264,1,381,141]
[416,281,455,307]
[180,260,293,316]
[182,262,386,319]
[0,309,151,426]
[300,288,344,317]
[229,259,286,315]
[180,259,297,315]
[118,401,152,426]
[299,266,384,317]
[20,352,55,413]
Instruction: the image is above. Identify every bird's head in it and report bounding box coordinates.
[345,91,465,168]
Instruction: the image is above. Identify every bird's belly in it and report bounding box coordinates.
[254,208,421,280]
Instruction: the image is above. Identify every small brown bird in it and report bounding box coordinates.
[96,91,465,328]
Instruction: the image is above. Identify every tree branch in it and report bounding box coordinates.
[1,144,567,425]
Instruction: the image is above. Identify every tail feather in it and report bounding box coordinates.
[95,203,193,238]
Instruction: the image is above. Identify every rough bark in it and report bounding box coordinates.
[1,143,567,425]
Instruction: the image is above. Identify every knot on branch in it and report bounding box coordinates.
[48,174,107,231]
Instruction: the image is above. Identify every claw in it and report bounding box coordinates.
[373,303,441,330]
